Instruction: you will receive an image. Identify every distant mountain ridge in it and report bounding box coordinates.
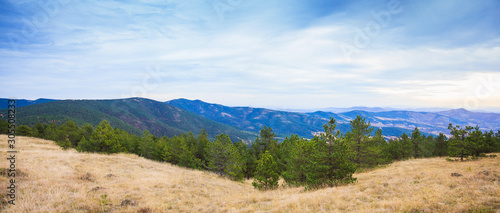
[167,99,500,139]
[0,98,57,109]
[0,98,256,142]
[2,97,499,140]
[166,98,342,139]
[165,99,412,138]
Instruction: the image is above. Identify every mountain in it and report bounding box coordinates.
[0,98,57,109]
[167,99,500,139]
[269,106,397,113]
[0,98,256,142]
[436,108,500,130]
[309,110,461,136]
[166,99,415,138]
[3,97,498,141]
[166,98,334,138]
[313,106,397,113]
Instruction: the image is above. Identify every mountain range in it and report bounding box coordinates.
[0,98,256,142]
[1,98,499,141]
[166,99,500,139]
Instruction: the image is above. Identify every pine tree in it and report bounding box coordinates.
[178,135,199,169]
[400,133,413,159]
[58,136,72,150]
[81,123,94,141]
[195,129,210,167]
[386,138,402,160]
[284,118,357,190]
[206,134,244,181]
[114,128,136,154]
[163,135,185,164]
[448,124,474,161]
[411,127,423,158]
[17,125,33,136]
[58,119,81,147]
[346,115,374,166]
[275,134,300,175]
[248,126,278,178]
[316,118,357,187]
[366,128,390,165]
[494,131,500,152]
[139,130,156,159]
[151,136,167,161]
[252,126,278,158]
[420,135,433,157]
[89,120,122,153]
[32,122,46,138]
[252,151,279,190]
[283,137,316,187]
[434,133,448,157]
[468,126,485,157]
[77,136,94,152]
[44,123,59,141]
[225,144,245,181]
[482,130,498,153]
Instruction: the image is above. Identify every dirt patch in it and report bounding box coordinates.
[0,168,27,178]
[79,173,94,181]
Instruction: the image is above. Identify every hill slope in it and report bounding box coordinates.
[1,136,498,212]
[0,98,256,142]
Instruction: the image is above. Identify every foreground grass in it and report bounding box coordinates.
[0,136,499,212]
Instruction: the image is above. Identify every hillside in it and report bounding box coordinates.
[1,136,499,212]
[167,99,500,138]
[0,98,256,142]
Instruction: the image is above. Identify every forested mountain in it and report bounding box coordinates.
[166,99,414,138]
[436,108,500,129]
[167,99,500,138]
[313,109,500,136]
[0,98,57,109]
[3,97,499,140]
[165,98,340,138]
[0,98,256,142]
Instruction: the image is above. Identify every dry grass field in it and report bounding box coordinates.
[0,135,499,212]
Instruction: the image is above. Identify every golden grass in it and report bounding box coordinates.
[1,135,499,212]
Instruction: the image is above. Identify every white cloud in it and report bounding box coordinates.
[0,0,499,110]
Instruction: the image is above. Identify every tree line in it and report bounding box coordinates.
[1,115,499,190]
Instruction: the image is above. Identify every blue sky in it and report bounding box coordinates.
[1,0,500,110]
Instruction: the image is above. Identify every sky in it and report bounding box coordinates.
[1,0,500,111]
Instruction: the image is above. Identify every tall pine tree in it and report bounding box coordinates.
[316,118,357,187]
[448,124,474,161]
[252,151,279,190]
[205,134,244,181]
[346,115,374,167]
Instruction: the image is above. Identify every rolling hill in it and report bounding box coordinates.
[166,99,414,138]
[167,99,500,138]
[0,98,256,142]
